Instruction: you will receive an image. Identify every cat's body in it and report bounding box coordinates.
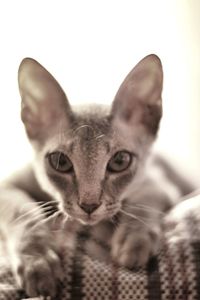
[0,55,194,297]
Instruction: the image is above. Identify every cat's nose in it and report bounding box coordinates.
[79,202,101,214]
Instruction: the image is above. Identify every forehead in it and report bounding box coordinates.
[72,104,111,133]
[45,105,112,154]
[69,109,112,155]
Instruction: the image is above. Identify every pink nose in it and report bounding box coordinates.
[79,203,101,214]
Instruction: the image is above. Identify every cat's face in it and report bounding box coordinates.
[18,55,163,225]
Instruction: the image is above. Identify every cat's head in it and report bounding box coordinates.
[18,55,163,225]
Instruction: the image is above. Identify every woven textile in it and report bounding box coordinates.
[0,207,200,300]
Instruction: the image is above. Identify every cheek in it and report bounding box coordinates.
[47,173,68,190]
[46,173,80,210]
[47,173,76,196]
[109,171,135,194]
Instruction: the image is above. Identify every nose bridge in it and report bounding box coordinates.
[78,174,102,205]
[75,139,105,204]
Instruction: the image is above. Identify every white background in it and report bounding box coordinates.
[0,0,199,183]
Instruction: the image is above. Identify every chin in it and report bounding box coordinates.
[76,215,104,226]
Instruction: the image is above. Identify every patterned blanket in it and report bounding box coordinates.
[1,197,200,300]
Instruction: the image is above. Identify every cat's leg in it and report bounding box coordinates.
[111,186,172,268]
[0,188,63,297]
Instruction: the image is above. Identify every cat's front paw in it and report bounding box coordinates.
[16,248,64,297]
[111,224,161,268]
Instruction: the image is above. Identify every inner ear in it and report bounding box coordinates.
[111,54,163,134]
[18,58,72,140]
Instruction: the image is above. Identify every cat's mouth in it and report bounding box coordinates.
[75,209,119,225]
[63,203,120,226]
[76,214,102,225]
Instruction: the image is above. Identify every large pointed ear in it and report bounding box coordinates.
[18,58,71,140]
[111,54,163,134]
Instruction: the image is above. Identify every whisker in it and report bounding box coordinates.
[38,201,58,209]
[14,211,46,229]
[120,209,152,228]
[11,200,58,226]
[106,204,120,211]
[27,210,62,232]
[43,209,59,219]
[73,124,94,134]
[30,211,61,230]
[39,200,59,205]
[11,206,44,226]
[95,134,105,141]
[41,204,58,212]
[123,203,164,216]
[135,203,165,215]
[61,213,69,229]
[18,200,58,211]
[52,211,63,227]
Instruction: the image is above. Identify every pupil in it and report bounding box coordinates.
[115,154,124,165]
[59,154,67,166]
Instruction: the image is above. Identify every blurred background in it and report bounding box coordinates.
[0,0,199,184]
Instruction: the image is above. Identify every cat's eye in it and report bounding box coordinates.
[107,151,132,173]
[48,152,73,173]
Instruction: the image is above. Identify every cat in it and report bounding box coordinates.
[0,54,192,297]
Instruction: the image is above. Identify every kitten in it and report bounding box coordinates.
[0,55,188,297]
